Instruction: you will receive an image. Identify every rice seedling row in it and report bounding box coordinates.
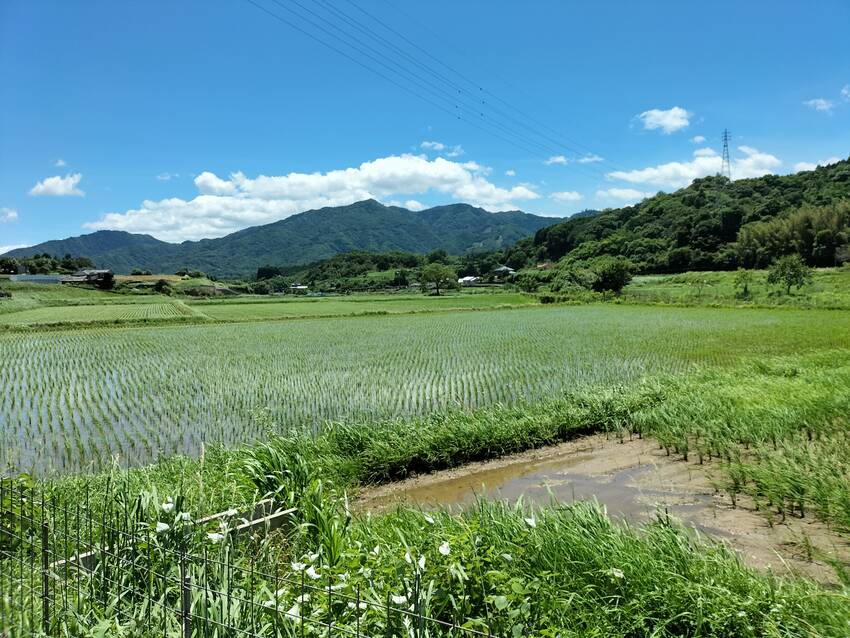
[4,304,850,474]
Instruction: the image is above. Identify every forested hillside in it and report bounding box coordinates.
[504,158,850,272]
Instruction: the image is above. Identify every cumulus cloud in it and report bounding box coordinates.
[1,207,18,222]
[551,191,582,202]
[29,173,84,197]
[690,135,706,144]
[843,85,850,101]
[793,157,842,172]
[420,140,463,157]
[404,199,425,211]
[0,244,27,254]
[505,169,516,177]
[607,146,781,189]
[54,159,67,167]
[637,106,691,134]
[544,155,568,165]
[85,154,541,242]
[804,98,834,112]
[596,188,654,203]
[577,154,604,164]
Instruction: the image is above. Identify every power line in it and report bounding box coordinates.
[244,0,614,180]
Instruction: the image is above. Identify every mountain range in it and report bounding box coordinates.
[3,200,556,277]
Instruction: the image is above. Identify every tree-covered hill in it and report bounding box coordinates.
[504,158,850,272]
[3,200,555,277]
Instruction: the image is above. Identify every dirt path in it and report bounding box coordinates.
[355,433,850,584]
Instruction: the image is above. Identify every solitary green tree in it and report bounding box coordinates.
[590,257,633,294]
[420,263,457,296]
[767,254,812,295]
[733,268,753,299]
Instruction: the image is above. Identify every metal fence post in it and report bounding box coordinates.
[181,554,192,638]
[41,521,50,635]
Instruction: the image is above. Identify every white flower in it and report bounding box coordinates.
[423,514,434,524]
[524,517,536,529]
[347,601,368,610]
[286,604,300,618]
[308,552,320,563]
[224,508,238,517]
[291,562,306,572]
[737,611,747,618]
[161,500,174,514]
[404,552,412,564]
[263,600,275,608]
[305,566,321,580]
[438,541,451,556]
[372,545,381,556]
[609,568,625,579]
[391,595,407,605]
[418,555,426,570]
[296,593,311,604]
[206,532,224,544]
[501,553,513,562]
[176,512,191,522]
[155,522,170,533]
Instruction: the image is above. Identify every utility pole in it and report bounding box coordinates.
[720,129,732,180]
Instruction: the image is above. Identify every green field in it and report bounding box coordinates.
[4,303,850,473]
[0,300,192,325]
[192,291,533,320]
[624,267,850,308]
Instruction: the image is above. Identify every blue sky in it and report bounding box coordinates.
[2,0,849,250]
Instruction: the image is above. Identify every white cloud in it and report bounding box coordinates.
[577,154,604,164]
[157,172,179,181]
[0,244,27,254]
[85,154,541,242]
[690,135,706,144]
[596,188,654,203]
[53,159,67,168]
[637,106,691,134]
[505,169,516,177]
[793,157,842,172]
[804,98,834,113]
[607,146,781,189]
[551,190,582,202]
[693,147,716,158]
[420,140,463,157]
[29,173,84,197]
[544,155,568,165]
[403,199,425,211]
[843,85,850,101]
[1,207,18,222]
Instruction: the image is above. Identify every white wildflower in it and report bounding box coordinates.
[224,508,238,517]
[524,517,536,529]
[438,541,451,556]
[610,568,625,579]
[286,603,300,618]
[176,512,191,522]
[737,611,747,618]
[161,499,174,514]
[206,532,224,544]
[372,545,381,556]
[305,566,321,580]
[418,555,426,570]
[155,522,170,533]
[296,593,311,604]
[391,594,407,605]
[347,601,368,610]
[423,513,434,524]
[263,600,275,608]
[291,562,306,572]
[404,552,412,564]
[501,553,513,562]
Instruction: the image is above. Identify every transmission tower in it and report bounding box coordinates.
[720,129,732,180]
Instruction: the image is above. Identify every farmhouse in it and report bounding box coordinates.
[458,275,480,286]
[60,269,113,284]
[492,265,516,278]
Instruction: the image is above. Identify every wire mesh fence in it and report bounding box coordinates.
[1,480,496,638]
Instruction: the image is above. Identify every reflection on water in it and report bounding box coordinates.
[372,450,720,532]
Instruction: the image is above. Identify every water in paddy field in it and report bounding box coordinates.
[361,441,724,536]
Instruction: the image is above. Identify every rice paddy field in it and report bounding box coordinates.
[0,301,193,325]
[190,291,533,321]
[4,303,850,474]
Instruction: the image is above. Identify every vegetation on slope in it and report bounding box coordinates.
[501,159,850,272]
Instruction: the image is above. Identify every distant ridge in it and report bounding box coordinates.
[3,200,556,277]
